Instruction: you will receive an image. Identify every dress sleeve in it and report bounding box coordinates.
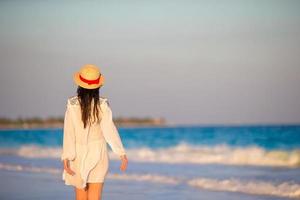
[101,99,126,157]
[61,99,76,161]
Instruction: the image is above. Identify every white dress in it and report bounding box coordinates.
[61,96,126,189]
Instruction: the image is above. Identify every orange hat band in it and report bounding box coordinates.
[79,74,101,85]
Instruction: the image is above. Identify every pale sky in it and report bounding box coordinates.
[0,0,300,125]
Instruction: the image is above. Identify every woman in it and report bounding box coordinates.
[61,64,128,200]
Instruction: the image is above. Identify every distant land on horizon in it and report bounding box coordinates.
[0,116,299,130]
[0,116,167,129]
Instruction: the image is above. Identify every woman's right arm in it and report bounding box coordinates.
[101,99,128,171]
[101,99,127,156]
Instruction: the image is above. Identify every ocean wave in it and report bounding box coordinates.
[0,143,299,167]
[121,143,300,168]
[0,162,299,199]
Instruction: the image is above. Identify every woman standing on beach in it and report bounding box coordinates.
[61,64,128,200]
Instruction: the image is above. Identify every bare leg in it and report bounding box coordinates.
[87,182,104,200]
[75,186,88,200]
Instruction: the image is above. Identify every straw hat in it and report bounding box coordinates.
[73,64,105,89]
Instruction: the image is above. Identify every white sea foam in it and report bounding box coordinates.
[0,162,60,174]
[1,162,299,199]
[187,177,300,199]
[0,143,299,167]
[106,173,180,184]
[0,163,179,185]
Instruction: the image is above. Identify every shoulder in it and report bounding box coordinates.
[99,96,110,106]
[67,95,79,106]
[66,95,110,106]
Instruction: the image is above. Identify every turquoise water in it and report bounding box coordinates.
[0,125,299,199]
[1,125,299,150]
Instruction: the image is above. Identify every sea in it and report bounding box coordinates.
[0,125,299,200]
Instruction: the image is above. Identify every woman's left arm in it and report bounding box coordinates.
[61,99,76,162]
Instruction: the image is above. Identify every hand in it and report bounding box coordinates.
[120,154,128,172]
[63,159,76,176]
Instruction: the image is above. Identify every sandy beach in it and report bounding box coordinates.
[0,160,295,200]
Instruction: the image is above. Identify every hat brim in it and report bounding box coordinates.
[73,72,105,89]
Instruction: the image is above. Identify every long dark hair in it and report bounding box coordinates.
[77,86,103,128]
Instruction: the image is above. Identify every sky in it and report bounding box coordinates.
[0,0,299,125]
